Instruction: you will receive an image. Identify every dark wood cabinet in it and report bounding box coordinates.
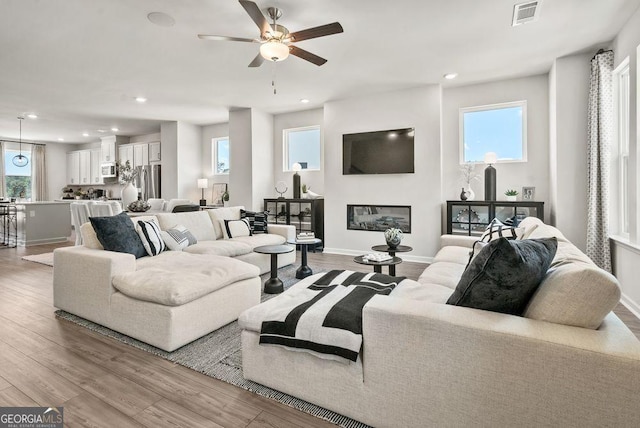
[446,200,544,236]
[264,198,324,246]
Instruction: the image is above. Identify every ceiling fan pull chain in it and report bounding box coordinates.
[272,61,277,95]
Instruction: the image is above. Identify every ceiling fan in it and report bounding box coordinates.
[198,0,343,67]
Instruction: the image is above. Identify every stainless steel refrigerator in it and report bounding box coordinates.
[134,164,161,201]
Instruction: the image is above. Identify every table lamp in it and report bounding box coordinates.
[198,178,208,206]
[292,163,302,198]
[484,152,497,201]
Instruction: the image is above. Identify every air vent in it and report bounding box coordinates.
[512,1,540,26]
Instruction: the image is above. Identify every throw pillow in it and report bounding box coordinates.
[136,219,166,256]
[220,218,252,239]
[161,225,197,251]
[467,218,526,263]
[447,237,558,316]
[241,209,268,234]
[502,215,521,227]
[89,212,147,259]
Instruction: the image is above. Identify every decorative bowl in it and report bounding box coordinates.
[127,200,151,212]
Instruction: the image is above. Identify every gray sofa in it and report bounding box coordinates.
[53,206,296,351]
[239,217,640,427]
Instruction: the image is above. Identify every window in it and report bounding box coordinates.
[459,101,527,163]
[212,137,230,175]
[283,126,321,171]
[613,58,630,237]
[4,144,32,200]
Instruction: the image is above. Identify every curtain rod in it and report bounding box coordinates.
[0,139,46,147]
[592,48,613,60]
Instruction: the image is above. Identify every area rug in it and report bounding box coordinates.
[21,252,55,267]
[55,265,370,428]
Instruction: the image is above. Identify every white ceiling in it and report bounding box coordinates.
[1,0,638,144]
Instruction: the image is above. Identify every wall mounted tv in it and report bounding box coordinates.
[343,128,415,175]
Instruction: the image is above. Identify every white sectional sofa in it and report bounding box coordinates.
[239,217,640,427]
[53,206,296,351]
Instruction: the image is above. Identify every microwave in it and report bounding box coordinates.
[101,163,117,178]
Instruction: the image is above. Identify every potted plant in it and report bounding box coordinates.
[505,189,518,202]
[301,184,309,199]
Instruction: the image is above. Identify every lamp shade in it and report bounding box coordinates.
[260,41,290,62]
[197,178,208,189]
[484,152,498,164]
[292,162,302,172]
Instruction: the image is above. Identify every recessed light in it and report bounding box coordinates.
[27,114,38,119]
[57,138,64,142]
[300,99,310,104]
[147,12,175,27]
[111,127,119,132]
[444,73,458,80]
[135,97,147,103]
[82,132,90,137]
[97,129,107,133]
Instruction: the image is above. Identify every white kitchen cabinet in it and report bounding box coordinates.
[133,143,149,167]
[100,137,116,163]
[90,149,103,184]
[149,142,161,162]
[118,144,134,167]
[66,152,80,185]
[79,150,91,185]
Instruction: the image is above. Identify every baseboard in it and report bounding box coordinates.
[620,293,640,320]
[19,237,70,247]
[323,247,433,264]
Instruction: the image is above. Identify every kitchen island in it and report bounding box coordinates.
[15,201,72,246]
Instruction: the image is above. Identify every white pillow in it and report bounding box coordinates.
[136,219,166,256]
[219,218,251,239]
[161,225,197,251]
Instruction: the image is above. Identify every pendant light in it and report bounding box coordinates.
[12,116,29,167]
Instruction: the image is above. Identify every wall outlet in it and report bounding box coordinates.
[29,210,35,218]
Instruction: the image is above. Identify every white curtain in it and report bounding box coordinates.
[0,141,5,198]
[31,145,48,201]
[586,50,614,272]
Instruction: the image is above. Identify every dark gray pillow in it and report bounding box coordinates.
[89,212,147,259]
[447,237,558,315]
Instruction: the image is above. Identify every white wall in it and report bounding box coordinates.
[229,109,252,208]
[548,53,592,250]
[175,122,202,203]
[252,110,274,210]
[42,142,68,200]
[323,85,442,261]
[160,122,178,199]
[442,75,550,224]
[273,108,324,197]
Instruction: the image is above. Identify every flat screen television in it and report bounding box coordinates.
[343,128,415,175]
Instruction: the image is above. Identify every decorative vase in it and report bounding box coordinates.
[121,182,137,209]
[384,228,403,249]
[465,187,475,201]
[460,187,468,201]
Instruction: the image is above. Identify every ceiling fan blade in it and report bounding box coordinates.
[289,45,327,66]
[239,0,273,37]
[288,22,343,42]
[198,35,258,43]
[248,53,265,67]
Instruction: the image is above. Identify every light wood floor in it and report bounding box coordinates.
[0,243,638,428]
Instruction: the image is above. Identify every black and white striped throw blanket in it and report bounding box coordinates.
[259,270,406,362]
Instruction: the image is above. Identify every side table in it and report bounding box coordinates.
[371,245,413,276]
[289,238,322,279]
[254,244,294,294]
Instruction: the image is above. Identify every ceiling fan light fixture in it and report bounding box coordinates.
[260,40,289,62]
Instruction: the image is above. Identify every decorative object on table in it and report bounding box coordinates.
[221,184,229,206]
[297,231,315,241]
[384,227,403,249]
[12,116,29,167]
[306,189,322,199]
[460,163,480,201]
[301,183,309,199]
[292,162,302,198]
[459,187,468,201]
[484,152,498,201]
[275,181,288,199]
[362,252,393,262]
[505,189,518,202]
[211,183,227,205]
[455,208,480,231]
[127,200,151,212]
[197,178,208,206]
[347,205,411,232]
[522,186,535,200]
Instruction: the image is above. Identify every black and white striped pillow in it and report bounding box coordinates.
[241,210,268,234]
[161,225,197,251]
[136,219,166,256]
[220,218,252,239]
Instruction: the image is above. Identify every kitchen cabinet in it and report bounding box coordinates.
[100,137,116,163]
[133,144,149,167]
[66,152,80,185]
[119,145,134,167]
[79,150,91,185]
[90,149,103,184]
[149,142,161,162]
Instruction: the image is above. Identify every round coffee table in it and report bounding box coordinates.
[371,245,413,276]
[353,255,402,275]
[254,244,295,294]
[288,238,322,279]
